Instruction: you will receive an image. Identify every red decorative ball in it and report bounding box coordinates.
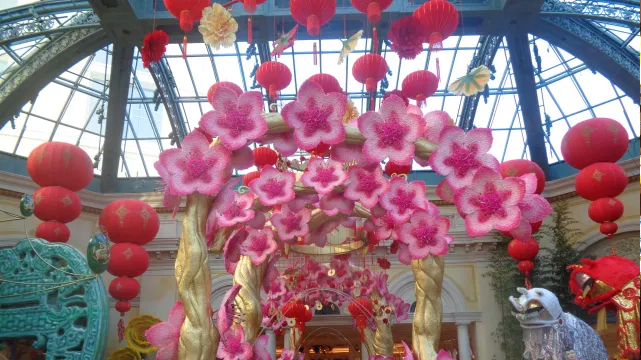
[253,147,279,168]
[385,162,411,177]
[115,300,132,315]
[507,238,540,262]
[588,197,624,223]
[33,186,82,223]
[109,277,140,301]
[282,301,306,319]
[308,74,343,94]
[163,0,210,32]
[402,70,438,105]
[500,159,546,195]
[561,118,629,170]
[99,200,159,245]
[412,0,459,51]
[243,171,261,186]
[517,260,535,275]
[352,54,388,93]
[207,81,243,105]
[27,142,94,191]
[240,0,267,13]
[35,221,70,243]
[256,61,292,101]
[575,162,627,201]
[599,222,618,238]
[107,243,149,278]
[141,30,169,69]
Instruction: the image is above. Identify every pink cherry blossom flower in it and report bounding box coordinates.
[300,157,347,195]
[240,227,278,265]
[379,176,428,223]
[217,284,242,334]
[397,242,411,265]
[224,229,247,274]
[217,326,253,360]
[230,145,255,170]
[423,110,454,144]
[429,126,499,190]
[260,132,298,157]
[455,167,526,237]
[386,294,410,322]
[320,192,355,216]
[249,165,296,207]
[435,178,455,203]
[156,130,231,196]
[398,210,452,259]
[279,349,303,360]
[154,162,182,217]
[267,276,288,299]
[199,88,267,150]
[305,219,340,247]
[281,79,347,151]
[217,192,255,227]
[145,301,185,360]
[330,143,369,165]
[358,94,424,165]
[253,335,272,360]
[271,205,311,242]
[287,193,319,213]
[508,173,552,241]
[344,165,389,209]
[370,213,400,241]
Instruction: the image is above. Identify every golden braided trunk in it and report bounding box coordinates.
[365,289,394,357]
[233,255,267,342]
[411,256,445,360]
[176,193,216,360]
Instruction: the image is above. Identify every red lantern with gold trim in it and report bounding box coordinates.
[26,142,93,192]
[500,159,546,195]
[588,197,624,224]
[507,238,539,262]
[107,243,149,278]
[33,186,82,223]
[385,162,411,177]
[352,54,388,94]
[163,0,210,58]
[412,0,459,51]
[256,61,292,101]
[99,200,160,245]
[575,162,627,201]
[35,221,70,243]
[308,74,343,94]
[401,70,438,106]
[207,81,243,106]
[290,0,336,37]
[109,277,140,301]
[348,298,374,341]
[253,147,279,168]
[560,118,629,170]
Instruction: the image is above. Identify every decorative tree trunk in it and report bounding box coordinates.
[365,288,394,358]
[176,194,216,360]
[233,255,266,342]
[411,256,445,360]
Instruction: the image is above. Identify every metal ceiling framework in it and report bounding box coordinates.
[0,0,638,190]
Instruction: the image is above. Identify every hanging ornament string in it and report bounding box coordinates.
[343,0,347,38]
[152,0,157,30]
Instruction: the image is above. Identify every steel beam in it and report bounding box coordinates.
[101,42,134,193]
[149,59,188,145]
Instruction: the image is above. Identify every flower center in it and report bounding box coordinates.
[281,213,303,233]
[297,99,334,137]
[249,233,268,251]
[261,178,285,198]
[443,142,481,177]
[375,119,407,148]
[226,335,242,354]
[224,202,243,219]
[390,189,416,214]
[411,224,437,247]
[311,165,338,187]
[185,155,208,179]
[355,172,379,196]
[472,183,510,222]
[221,107,253,137]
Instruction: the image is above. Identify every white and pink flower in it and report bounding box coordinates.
[145,301,185,360]
[224,229,246,274]
[344,165,389,209]
[240,227,278,265]
[270,205,311,242]
[423,110,454,143]
[217,192,255,227]
[507,173,552,241]
[249,165,296,207]
[300,157,347,195]
[216,284,242,334]
[398,210,452,259]
[379,176,428,223]
[320,192,355,216]
[217,326,253,360]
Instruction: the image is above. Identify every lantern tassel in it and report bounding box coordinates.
[117,318,125,342]
[248,17,253,44]
[524,276,532,290]
[182,34,187,60]
[313,42,318,66]
[372,27,378,53]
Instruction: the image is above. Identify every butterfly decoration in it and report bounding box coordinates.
[447,65,492,96]
[271,24,299,58]
[338,30,363,65]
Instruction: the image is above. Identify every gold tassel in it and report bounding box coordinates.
[596,307,607,334]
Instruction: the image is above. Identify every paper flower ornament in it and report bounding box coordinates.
[398,210,452,259]
[300,157,347,195]
[141,30,169,69]
[144,301,185,360]
[198,3,238,50]
[448,65,491,96]
[249,165,296,207]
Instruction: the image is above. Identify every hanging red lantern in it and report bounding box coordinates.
[588,197,624,224]
[282,300,306,319]
[401,70,438,106]
[290,0,336,36]
[352,54,388,93]
[109,277,141,301]
[35,221,70,243]
[207,81,243,105]
[500,159,546,195]
[350,0,392,24]
[253,147,279,168]
[507,238,539,262]
[240,0,267,13]
[27,142,94,192]
[256,61,292,101]
[308,74,343,94]
[517,260,534,275]
[412,0,459,51]
[384,162,411,177]
[311,142,331,157]
[99,200,160,245]
[561,118,629,170]
[115,300,132,316]
[599,222,618,238]
[33,186,82,223]
[500,221,542,238]
[348,298,373,341]
[243,171,261,186]
[163,0,210,58]
[107,243,149,278]
[387,16,424,60]
[575,162,627,201]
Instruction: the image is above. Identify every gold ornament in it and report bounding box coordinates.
[287,318,296,327]
[108,347,142,360]
[411,256,445,360]
[198,3,238,50]
[328,269,336,276]
[125,315,162,353]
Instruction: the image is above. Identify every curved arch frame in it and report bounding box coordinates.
[574,217,639,253]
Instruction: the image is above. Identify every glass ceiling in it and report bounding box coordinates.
[0,4,639,179]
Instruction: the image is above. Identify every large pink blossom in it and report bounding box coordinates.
[423,110,454,143]
[305,219,340,247]
[199,88,267,150]
[156,130,231,195]
[224,229,247,274]
[240,227,278,265]
[217,192,255,226]
[281,80,347,151]
[455,167,526,237]
[217,326,253,360]
[253,335,272,360]
[344,165,389,209]
[320,192,355,216]
[429,126,499,190]
[300,157,347,195]
[270,205,311,242]
[369,213,400,241]
[154,162,181,217]
[259,132,298,157]
[330,143,369,165]
[249,165,296,206]
[508,173,552,241]
[398,210,452,259]
[358,94,424,165]
[145,301,185,360]
[217,284,242,334]
[379,176,428,223]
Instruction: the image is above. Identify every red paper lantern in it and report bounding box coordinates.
[401,70,438,106]
[507,238,539,262]
[99,200,160,245]
[560,118,629,170]
[412,0,459,51]
[109,277,140,301]
[282,300,306,319]
[27,142,93,192]
[33,186,82,223]
[588,197,624,223]
[383,90,409,106]
[385,162,411,177]
[290,0,336,36]
[352,54,388,93]
[240,0,267,13]
[243,171,261,186]
[348,298,374,341]
[115,300,132,315]
[253,147,279,168]
[500,159,546,195]
[308,74,343,94]
[107,243,149,278]
[575,162,627,201]
[163,0,210,32]
[207,81,243,105]
[311,142,331,157]
[599,222,618,238]
[350,0,393,24]
[517,260,535,275]
[256,62,292,101]
[35,221,70,243]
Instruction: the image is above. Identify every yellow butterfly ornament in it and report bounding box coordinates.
[448,65,492,96]
[338,30,364,65]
